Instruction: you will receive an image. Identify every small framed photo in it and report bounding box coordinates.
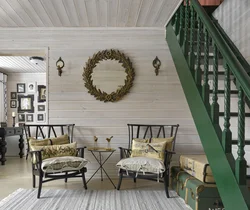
[37,114,45,122]
[10,100,17,108]
[17,83,26,93]
[18,95,34,113]
[26,114,33,122]
[38,85,46,102]
[18,114,25,122]
[38,105,45,111]
[27,82,36,93]
[11,92,17,99]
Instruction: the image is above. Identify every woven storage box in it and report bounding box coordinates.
[179,155,215,184]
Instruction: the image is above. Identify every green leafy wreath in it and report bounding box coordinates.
[83,49,135,102]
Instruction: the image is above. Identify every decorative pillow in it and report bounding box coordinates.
[30,142,77,161]
[28,137,51,147]
[50,134,69,145]
[130,141,168,161]
[132,138,149,143]
[41,156,88,173]
[116,157,165,175]
[151,137,174,151]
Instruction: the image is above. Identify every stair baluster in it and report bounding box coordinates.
[174,8,180,36]
[188,6,195,75]
[202,29,210,111]
[222,63,232,153]
[236,87,247,185]
[211,43,221,138]
[195,17,202,88]
[183,0,190,57]
[178,5,184,46]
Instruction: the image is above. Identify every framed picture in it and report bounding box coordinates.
[11,92,17,99]
[38,85,46,102]
[10,100,17,108]
[18,95,34,113]
[26,114,33,122]
[18,114,25,122]
[37,114,45,122]
[38,105,45,111]
[17,83,26,93]
[27,82,36,93]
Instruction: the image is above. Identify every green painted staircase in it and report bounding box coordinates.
[166,0,250,209]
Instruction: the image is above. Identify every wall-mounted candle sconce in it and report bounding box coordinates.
[56,57,65,76]
[152,56,161,76]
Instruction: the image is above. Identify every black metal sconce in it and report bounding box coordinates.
[152,56,161,76]
[56,57,65,76]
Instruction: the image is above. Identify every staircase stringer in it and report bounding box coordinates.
[166,23,250,210]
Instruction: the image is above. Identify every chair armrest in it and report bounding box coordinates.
[165,150,176,155]
[118,147,131,159]
[29,150,43,165]
[77,146,86,158]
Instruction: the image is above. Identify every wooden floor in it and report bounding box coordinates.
[0,157,164,200]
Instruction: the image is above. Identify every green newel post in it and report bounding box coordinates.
[236,86,247,185]
[222,64,232,153]
[195,17,202,88]
[188,6,195,75]
[202,29,210,112]
[183,0,189,57]
[178,5,184,46]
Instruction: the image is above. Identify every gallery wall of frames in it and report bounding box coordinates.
[7,73,46,126]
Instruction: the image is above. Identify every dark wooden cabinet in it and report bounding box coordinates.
[0,127,24,165]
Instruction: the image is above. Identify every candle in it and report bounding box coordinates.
[12,112,16,117]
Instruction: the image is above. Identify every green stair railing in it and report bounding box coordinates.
[166,0,250,209]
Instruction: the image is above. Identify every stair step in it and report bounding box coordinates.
[209,90,238,94]
[219,112,250,117]
[205,71,225,75]
[232,140,250,145]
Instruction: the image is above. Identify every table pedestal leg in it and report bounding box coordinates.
[0,136,7,165]
[19,135,24,158]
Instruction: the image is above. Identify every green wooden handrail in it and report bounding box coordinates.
[191,0,250,100]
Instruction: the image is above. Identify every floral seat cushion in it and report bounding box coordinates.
[41,156,88,173]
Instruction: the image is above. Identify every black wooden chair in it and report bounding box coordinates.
[116,124,179,198]
[24,124,88,198]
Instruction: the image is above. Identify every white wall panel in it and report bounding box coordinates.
[0,27,200,178]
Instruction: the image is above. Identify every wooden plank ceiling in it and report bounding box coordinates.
[0,56,46,73]
[0,0,181,27]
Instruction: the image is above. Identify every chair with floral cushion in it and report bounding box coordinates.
[24,124,88,198]
[116,124,179,198]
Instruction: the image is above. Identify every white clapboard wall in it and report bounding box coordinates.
[0,28,202,178]
[6,73,46,156]
[213,0,250,65]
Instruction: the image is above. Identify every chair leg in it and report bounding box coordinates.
[65,172,68,183]
[37,173,43,199]
[81,169,87,190]
[117,173,123,190]
[26,153,29,160]
[164,169,170,198]
[133,173,136,183]
[32,174,36,188]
